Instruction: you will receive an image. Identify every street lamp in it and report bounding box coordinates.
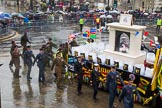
[17,0,19,12]
[30,0,33,10]
[108,0,109,7]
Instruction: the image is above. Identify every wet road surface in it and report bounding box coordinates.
[0,52,149,108]
[0,25,153,108]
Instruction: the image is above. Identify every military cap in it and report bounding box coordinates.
[94,63,99,67]
[111,65,116,69]
[11,40,15,44]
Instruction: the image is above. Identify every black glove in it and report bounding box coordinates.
[0,64,3,66]
[119,99,122,103]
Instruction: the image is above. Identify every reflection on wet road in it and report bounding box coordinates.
[0,52,150,108]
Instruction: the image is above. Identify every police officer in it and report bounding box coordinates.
[51,52,68,89]
[24,46,35,81]
[74,56,84,95]
[119,78,141,108]
[12,45,22,78]
[106,66,124,108]
[95,17,100,29]
[33,48,47,83]
[156,17,162,34]
[90,63,100,102]
[79,17,84,32]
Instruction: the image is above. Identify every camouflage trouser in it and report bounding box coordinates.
[13,58,20,78]
[56,74,66,87]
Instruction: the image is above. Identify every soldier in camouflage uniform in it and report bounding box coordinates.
[9,40,17,67]
[51,52,68,89]
[12,46,22,78]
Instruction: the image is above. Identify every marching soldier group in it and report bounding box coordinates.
[8,32,141,108]
[9,33,69,87]
[74,56,141,108]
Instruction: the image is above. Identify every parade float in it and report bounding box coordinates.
[68,14,162,107]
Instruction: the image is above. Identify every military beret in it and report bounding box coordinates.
[27,45,31,48]
[39,48,43,51]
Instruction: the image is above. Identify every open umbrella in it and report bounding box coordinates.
[89,10,94,13]
[18,13,25,18]
[11,12,19,17]
[0,14,4,19]
[85,2,90,5]
[109,10,120,14]
[107,15,113,18]
[3,13,11,18]
[144,13,149,15]
[100,14,106,18]
[69,34,75,38]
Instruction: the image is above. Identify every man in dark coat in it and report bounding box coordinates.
[74,56,85,95]
[33,48,47,83]
[21,32,31,55]
[106,66,124,108]
[24,46,35,81]
[90,63,100,102]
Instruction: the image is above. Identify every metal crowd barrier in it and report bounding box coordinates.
[7,18,157,32]
[8,18,120,28]
[134,19,156,26]
[0,26,10,37]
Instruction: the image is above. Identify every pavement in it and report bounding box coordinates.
[0,30,20,42]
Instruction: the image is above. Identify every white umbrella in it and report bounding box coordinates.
[11,12,18,16]
[107,15,113,18]
[110,10,120,14]
[144,13,149,15]
[89,10,94,13]
[85,2,90,5]
[152,13,157,14]
[100,15,106,18]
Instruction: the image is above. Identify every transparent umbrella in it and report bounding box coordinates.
[107,15,113,18]
[100,15,106,18]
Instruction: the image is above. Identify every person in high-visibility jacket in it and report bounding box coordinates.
[79,18,84,32]
[95,17,100,29]
[156,18,162,34]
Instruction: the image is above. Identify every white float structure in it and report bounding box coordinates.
[104,14,146,65]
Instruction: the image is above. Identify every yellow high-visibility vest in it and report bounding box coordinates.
[79,18,84,24]
[96,18,100,23]
[157,19,162,25]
